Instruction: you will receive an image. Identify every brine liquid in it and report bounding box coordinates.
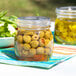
[55,18,76,45]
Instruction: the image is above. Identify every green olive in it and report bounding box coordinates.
[29,48,36,56]
[39,31,44,38]
[24,43,31,50]
[30,41,39,48]
[37,47,44,54]
[17,35,23,43]
[44,48,50,55]
[23,35,31,43]
[32,34,39,41]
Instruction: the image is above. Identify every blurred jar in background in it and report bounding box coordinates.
[15,16,53,61]
[55,6,76,45]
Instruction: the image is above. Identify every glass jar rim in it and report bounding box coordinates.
[17,16,51,30]
[56,6,76,18]
[18,16,50,21]
[56,6,76,13]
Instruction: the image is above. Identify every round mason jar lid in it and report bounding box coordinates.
[17,16,51,30]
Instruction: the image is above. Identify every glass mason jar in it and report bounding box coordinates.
[15,16,53,61]
[55,6,76,45]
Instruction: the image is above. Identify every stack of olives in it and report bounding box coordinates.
[15,27,53,61]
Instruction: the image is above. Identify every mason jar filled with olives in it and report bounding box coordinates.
[15,16,53,61]
[55,6,76,45]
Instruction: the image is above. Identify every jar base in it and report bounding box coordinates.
[55,36,76,45]
[16,54,50,61]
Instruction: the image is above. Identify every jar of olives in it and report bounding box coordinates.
[15,16,53,61]
[55,6,76,45]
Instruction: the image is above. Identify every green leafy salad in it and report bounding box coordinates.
[0,11,17,37]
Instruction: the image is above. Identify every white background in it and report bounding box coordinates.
[0,22,76,76]
[0,56,76,76]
